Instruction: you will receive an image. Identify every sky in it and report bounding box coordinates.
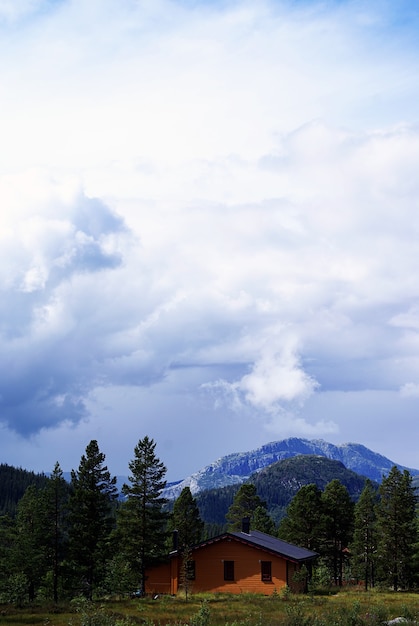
[1,0,419,482]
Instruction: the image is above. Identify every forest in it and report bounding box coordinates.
[0,435,418,606]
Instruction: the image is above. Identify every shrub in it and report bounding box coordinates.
[190,600,211,626]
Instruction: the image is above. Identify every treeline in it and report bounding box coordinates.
[0,464,49,517]
[278,472,418,591]
[0,437,170,605]
[233,470,418,592]
[0,437,418,606]
[195,455,371,528]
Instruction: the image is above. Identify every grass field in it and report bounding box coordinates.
[1,589,419,626]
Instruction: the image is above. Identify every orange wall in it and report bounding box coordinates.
[145,560,172,595]
[145,539,305,596]
[189,539,289,595]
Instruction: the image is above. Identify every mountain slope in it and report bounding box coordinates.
[253,454,371,523]
[0,463,49,517]
[195,454,374,526]
[163,437,419,500]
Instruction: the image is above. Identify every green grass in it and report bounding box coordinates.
[1,589,419,626]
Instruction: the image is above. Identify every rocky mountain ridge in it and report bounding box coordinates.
[162,437,419,500]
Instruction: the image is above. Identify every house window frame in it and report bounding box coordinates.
[224,560,235,581]
[261,560,272,582]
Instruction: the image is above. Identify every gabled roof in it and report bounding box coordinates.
[178,530,318,564]
[230,529,318,562]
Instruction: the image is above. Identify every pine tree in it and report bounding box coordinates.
[252,505,276,535]
[68,440,118,598]
[350,479,378,590]
[320,479,354,586]
[179,545,194,600]
[13,485,48,601]
[117,436,169,596]
[172,487,204,549]
[0,514,16,598]
[0,465,70,602]
[376,466,417,590]
[170,487,204,600]
[43,462,70,602]
[278,483,323,551]
[226,483,271,532]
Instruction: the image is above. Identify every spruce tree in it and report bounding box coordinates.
[0,514,16,598]
[350,479,378,590]
[171,487,204,599]
[252,505,276,535]
[320,479,354,586]
[44,462,70,602]
[278,483,323,551]
[172,487,204,549]
[13,485,48,601]
[7,466,71,603]
[117,436,169,596]
[376,466,417,590]
[67,440,118,598]
[226,483,270,531]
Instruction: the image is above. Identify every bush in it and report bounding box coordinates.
[190,600,211,626]
[68,596,134,626]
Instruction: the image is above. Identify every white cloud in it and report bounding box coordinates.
[239,348,318,409]
[0,0,419,477]
[400,383,419,399]
[206,336,319,414]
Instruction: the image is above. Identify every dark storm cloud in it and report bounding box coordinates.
[1,0,419,477]
[0,187,130,435]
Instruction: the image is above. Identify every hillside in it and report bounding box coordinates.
[252,454,373,523]
[196,454,374,527]
[0,463,49,517]
[162,437,418,499]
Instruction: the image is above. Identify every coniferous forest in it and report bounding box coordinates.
[0,436,418,606]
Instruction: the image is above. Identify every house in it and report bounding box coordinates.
[145,520,318,596]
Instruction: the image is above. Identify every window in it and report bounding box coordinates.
[224,560,234,581]
[261,561,272,582]
[186,560,196,580]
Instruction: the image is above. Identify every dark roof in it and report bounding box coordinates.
[186,530,318,563]
[230,529,318,562]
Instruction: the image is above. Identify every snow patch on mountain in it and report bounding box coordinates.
[162,438,419,500]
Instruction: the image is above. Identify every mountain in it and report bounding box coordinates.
[162,437,419,500]
[252,454,372,523]
[195,454,374,526]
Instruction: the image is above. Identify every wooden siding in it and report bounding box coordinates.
[145,560,172,595]
[145,537,302,596]
[189,539,288,595]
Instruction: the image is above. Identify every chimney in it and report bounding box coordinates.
[172,530,178,551]
[242,517,250,534]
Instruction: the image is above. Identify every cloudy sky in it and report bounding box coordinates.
[1,0,419,481]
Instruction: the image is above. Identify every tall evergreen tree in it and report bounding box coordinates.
[171,487,204,549]
[13,485,48,601]
[320,479,354,586]
[278,483,323,551]
[68,440,118,598]
[350,479,378,590]
[43,462,70,602]
[0,514,16,598]
[170,487,204,599]
[117,436,169,596]
[376,466,417,590]
[226,483,270,532]
[252,505,276,535]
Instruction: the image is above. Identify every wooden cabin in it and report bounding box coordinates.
[145,522,317,596]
